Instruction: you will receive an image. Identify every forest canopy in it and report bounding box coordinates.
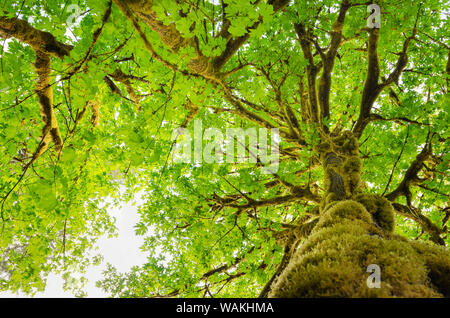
[0,0,449,297]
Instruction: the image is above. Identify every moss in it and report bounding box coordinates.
[321,133,362,199]
[325,192,338,205]
[322,167,333,198]
[341,135,359,156]
[330,131,359,156]
[353,194,395,233]
[0,16,71,156]
[331,134,347,148]
[343,156,362,196]
[410,241,450,297]
[268,199,448,298]
[270,131,448,297]
[313,142,331,154]
[269,224,441,297]
[343,156,362,173]
[126,0,153,12]
[90,100,100,127]
[317,200,372,230]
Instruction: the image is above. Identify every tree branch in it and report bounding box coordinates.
[392,203,445,245]
[353,7,420,138]
[385,139,433,205]
[0,16,74,156]
[317,0,350,121]
[353,28,381,138]
[213,0,291,70]
[294,23,323,124]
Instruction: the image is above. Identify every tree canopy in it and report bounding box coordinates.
[0,0,448,297]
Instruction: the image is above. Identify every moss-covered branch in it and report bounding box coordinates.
[317,0,350,121]
[353,28,380,138]
[385,140,433,205]
[393,203,445,245]
[294,23,321,124]
[110,69,142,111]
[0,16,73,157]
[354,8,419,138]
[213,0,291,70]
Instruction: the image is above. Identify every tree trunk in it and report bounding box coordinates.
[267,131,450,297]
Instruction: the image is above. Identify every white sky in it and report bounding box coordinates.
[0,194,148,298]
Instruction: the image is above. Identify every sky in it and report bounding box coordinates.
[0,193,148,298]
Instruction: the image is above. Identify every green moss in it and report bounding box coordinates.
[268,199,448,298]
[342,156,362,196]
[322,167,333,197]
[343,156,362,173]
[341,136,359,156]
[330,131,359,156]
[127,0,155,14]
[325,192,338,205]
[353,194,395,233]
[271,131,449,297]
[331,134,346,146]
[317,200,372,229]
[313,142,331,154]
[410,241,450,297]
[321,135,362,199]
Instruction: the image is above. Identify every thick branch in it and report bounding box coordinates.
[380,33,417,88]
[213,0,291,70]
[0,16,72,58]
[225,190,320,210]
[354,10,419,138]
[385,141,432,204]
[353,28,381,138]
[111,0,181,73]
[294,23,321,124]
[368,113,430,127]
[113,0,218,79]
[0,16,73,156]
[317,0,350,120]
[392,203,445,245]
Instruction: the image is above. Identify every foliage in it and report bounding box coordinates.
[0,0,448,297]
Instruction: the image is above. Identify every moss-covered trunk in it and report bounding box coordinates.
[267,131,450,298]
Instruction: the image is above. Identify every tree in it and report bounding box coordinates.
[0,0,448,297]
